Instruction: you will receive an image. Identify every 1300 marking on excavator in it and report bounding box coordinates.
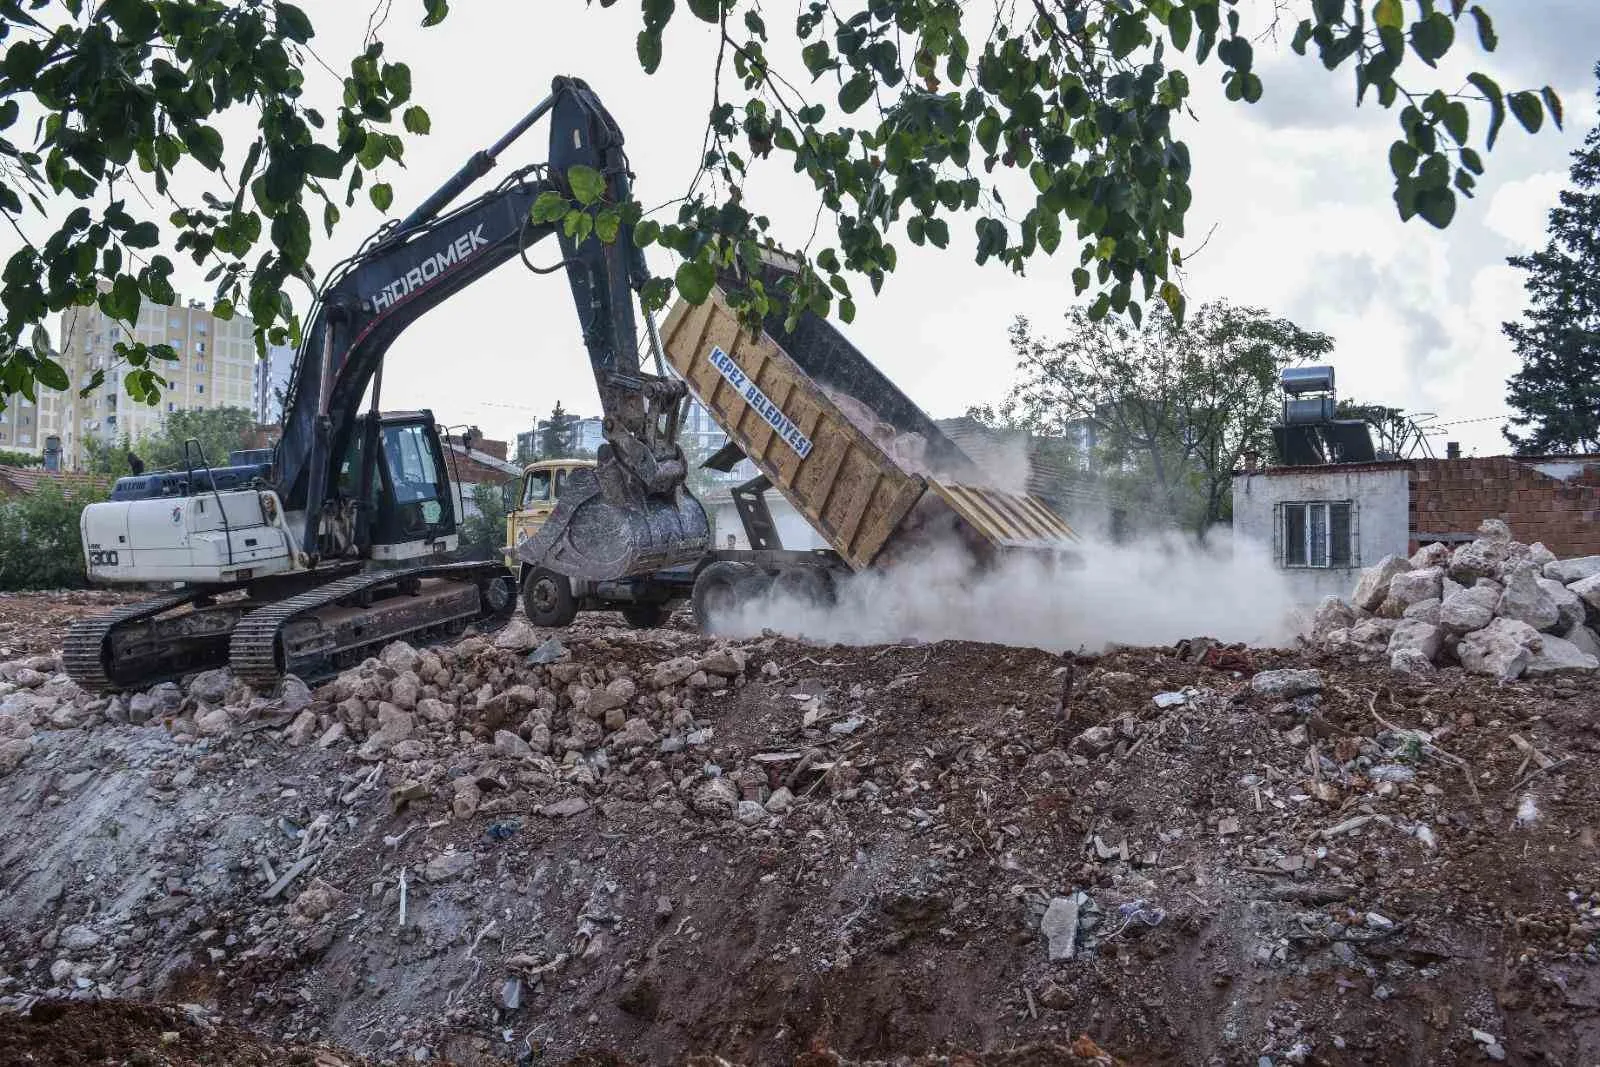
[708,345,813,459]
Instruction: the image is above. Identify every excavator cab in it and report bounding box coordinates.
[343,411,459,561]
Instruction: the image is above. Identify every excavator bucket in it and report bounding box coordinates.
[516,466,709,581]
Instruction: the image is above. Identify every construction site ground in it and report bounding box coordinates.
[2,590,1598,1066]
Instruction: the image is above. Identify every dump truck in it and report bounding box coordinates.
[511,253,1077,633]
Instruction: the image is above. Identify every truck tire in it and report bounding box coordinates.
[774,565,835,608]
[522,568,577,627]
[620,603,667,629]
[692,561,758,634]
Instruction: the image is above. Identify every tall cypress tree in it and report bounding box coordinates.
[1502,63,1600,455]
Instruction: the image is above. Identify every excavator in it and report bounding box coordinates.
[66,76,709,693]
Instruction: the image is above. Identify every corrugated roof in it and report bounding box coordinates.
[445,444,520,477]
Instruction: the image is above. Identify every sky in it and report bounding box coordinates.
[9,1,1600,457]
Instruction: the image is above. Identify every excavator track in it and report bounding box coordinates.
[230,560,515,690]
[64,586,247,694]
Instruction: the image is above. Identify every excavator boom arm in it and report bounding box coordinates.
[272,76,704,575]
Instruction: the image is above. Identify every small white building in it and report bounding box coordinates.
[1232,462,1413,606]
[700,485,825,551]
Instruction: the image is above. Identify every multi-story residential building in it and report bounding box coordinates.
[252,342,296,424]
[14,292,265,469]
[522,413,606,459]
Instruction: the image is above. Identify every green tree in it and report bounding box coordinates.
[134,405,256,470]
[0,2,1561,417]
[0,479,106,590]
[83,434,136,477]
[0,447,40,467]
[458,479,511,555]
[1001,302,1333,536]
[540,401,575,460]
[1502,62,1600,455]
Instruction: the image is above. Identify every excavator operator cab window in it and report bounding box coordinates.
[522,469,552,507]
[375,421,452,539]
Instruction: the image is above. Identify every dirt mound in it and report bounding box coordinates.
[0,589,142,657]
[0,1000,366,1066]
[2,606,1599,1064]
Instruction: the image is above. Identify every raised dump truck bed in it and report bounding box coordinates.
[658,285,1075,582]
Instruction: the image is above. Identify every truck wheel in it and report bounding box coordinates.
[522,568,577,627]
[692,561,756,634]
[620,603,667,629]
[774,565,835,608]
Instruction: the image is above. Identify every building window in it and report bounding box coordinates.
[196,383,204,394]
[1281,501,1354,568]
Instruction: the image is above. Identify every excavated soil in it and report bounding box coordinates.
[0,588,144,655]
[2,598,1599,1065]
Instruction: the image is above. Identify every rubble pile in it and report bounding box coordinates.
[1312,519,1600,680]
[1,600,1599,1064]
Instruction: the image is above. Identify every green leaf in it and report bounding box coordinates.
[277,2,314,42]
[563,210,594,245]
[183,125,225,170]
[33,357,68,392]
[1168,5,1192,50]
[675,259,716,304]
[1459,147,1484,174]
[1467,5,1496,51]
[637,30,663,74]
[687,0,719,23]
[595,207,621,244]
[801,42,831,77]
[370,183,394,211]
[1388,140,1418,178]
[323,202,341,235]
[1507,91,1543,134]
[838,74,873,114]
[422,0,449,27]
[531,190,570,224]
[635,219,661,246]
[1373,0,1403,31]
[839,298,856,324]
[567,164,607,206]
[1415,186,1456,228]
[303,144,343,179]
[1408,12,1454,66]
[383,62,413,102]
[1159,281,1185,326]
[924,218,949,249]
[1467,72,1505,148]
[125,222,159,248]
[1441,101,1469,145]
[1541,87,1563,130]
[403,106,431,135]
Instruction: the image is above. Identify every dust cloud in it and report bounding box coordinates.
[710,532,1299,654]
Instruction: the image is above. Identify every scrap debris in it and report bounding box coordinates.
[0,594,1596,1065]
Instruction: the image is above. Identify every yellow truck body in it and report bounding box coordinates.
[659,286,1076,571]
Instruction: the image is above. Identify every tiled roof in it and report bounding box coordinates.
[0,465,112,497]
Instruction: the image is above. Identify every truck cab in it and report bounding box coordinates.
[505,456,691,629]
[505,458,595,568]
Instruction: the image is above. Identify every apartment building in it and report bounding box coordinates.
[252,342,296,423]
[0,293,266,468]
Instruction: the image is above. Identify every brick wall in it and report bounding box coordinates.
[1409,457,1600,557]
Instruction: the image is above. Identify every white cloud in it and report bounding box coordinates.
[1484,171,1567,251]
